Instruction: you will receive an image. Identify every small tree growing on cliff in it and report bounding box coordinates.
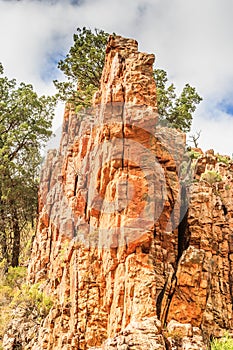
[54,27,109,110]
[55,27,202,132]
[154,69,202,132]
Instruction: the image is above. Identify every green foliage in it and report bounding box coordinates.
[0,264,53,347]
[5,266,27,288]
[11,283,53,318]
[201,170,222,184]
[55,27,202,132]
[165,329,183,347]
[54,27,109,110]
[0,264,27,297]
[216,154,230,165]
[0,63,55,267]
[154,69,202,132]
[188,149,202,160]
[211,333,233,349]
[0,264,27,344]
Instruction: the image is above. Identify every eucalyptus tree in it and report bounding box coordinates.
[0,63,55,267]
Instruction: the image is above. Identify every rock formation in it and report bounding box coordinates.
[3,35,233,349]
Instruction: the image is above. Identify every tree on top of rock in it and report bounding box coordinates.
[154,68,202,133]
[54,27,202,133]
[54,27,109,111]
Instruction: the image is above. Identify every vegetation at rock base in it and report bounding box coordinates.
[54,27,202,132]
[165,329,183,347]
[0,263,26,344]
[0,63,55,268]
[0,262,53,347]
[211,333,233,349]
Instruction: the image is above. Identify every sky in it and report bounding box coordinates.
[0,0,233,155]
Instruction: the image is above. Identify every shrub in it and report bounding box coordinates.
[5,266,27,288]
[201,170,222,184]
[11,283,53,318]
[211,333,233,349]
[216,154,230,165]
[0,265,27,346]
[188,149,202,160]
[0,264,53,348]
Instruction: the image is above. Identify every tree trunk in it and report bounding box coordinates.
[0,197,9,264]
[11,208,20,267]
[0,228,8,262]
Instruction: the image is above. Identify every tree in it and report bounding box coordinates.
[54,27,109,110]
[188,130,201,148]
[0,63,55,267]
[55,27,202,132]
[154,69,202,132]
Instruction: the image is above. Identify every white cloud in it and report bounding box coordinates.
[0,0,232,155]
[190,110,233,156]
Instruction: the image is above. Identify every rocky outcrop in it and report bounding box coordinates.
[2,305,41,350]
[168,150,233,337]
[3,36,233,349]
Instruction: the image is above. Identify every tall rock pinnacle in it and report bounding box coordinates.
[93,35,157,107]
[3,36,233,350]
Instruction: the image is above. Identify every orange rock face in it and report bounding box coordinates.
[3,36,233,350]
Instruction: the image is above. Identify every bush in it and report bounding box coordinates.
[0,265,27,346]
[10,283,53,320]
[0,264,53,347]
[211,333,233,349]
[201,170,222,184]
[216,154,230,165]
[188,149,202,160]
[5,266,27,288]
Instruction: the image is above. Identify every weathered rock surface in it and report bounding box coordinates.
[3,35,233,349]
[2,305,41,350]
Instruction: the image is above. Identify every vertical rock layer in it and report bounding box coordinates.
[3,36,233,350]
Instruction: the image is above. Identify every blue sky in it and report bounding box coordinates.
[0,0,233,155]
